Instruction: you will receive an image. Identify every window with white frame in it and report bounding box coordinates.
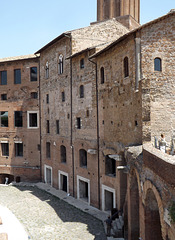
[27,111,39,129]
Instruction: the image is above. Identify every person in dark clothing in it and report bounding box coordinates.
[105,216,113,236]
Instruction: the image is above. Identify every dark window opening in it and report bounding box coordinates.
[86,110,89,117]
[135,120,138,127]
[14,111,23,127]
[1,94,7,100]
[1,143,9,156]
[45,62,49,79]
[80,85,84,98]
[154,57,162,71]
[0,112,8,127]
[47,120,50,133]
[105,155,116,177]
[124,57,129,77]
[29,113,38,127]
[15,143,23,157]
[60,145,66,163]
[46,94,49,104]
[80,58,84,69]
[62,91,65,102]
[30,67,37,81]
[56,120,59,134]
[76,117,81,129]
[58,55,64,74]
[46,142,50,158]
[14,69,21,84]
[0,71,7,85]
[100,67,105,84]
[31,92,38,99]
[79,149,87,168]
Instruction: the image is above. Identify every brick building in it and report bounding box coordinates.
[0,55,40,183]
[0,0,175,239]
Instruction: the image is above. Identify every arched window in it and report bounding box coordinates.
[60,145,66,163]
[154,57,162,71]
[79,149,87,168]
[45,62,49,79]
[124,57,129,77]
[58,54,64,74]
[79,85,84,98]
[100,67,105,84]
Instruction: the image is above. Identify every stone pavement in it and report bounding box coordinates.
[0,182,107,240]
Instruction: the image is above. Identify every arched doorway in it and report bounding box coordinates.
[145,188,163,240]
[0,174,14,184]
[130,172,140,239]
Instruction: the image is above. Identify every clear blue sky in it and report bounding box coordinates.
[0,0,174,58]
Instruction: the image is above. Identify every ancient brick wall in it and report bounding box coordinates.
[0,56,40,182]
[141,13,175,145]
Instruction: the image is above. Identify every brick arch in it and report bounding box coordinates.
[128,167,141,240]
[143,180,166,240]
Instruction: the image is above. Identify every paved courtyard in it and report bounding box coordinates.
[0,185,106,240]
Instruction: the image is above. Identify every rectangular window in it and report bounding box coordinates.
[56,120,59,134]
[62,91,65,102]
[0,71,7,85]
[46,94,49,104]
[14,69,21,84]
[46,142,51,158]
[0,112,8,127]
[1,94,7,100]
[1,143,9,156]
[15,143,23,157]
[14,111,23,127]
[76,117,81,129]
[47,120,50,133]
[27,111,39,129]
[31,92,38,99]
[30,67,37,81]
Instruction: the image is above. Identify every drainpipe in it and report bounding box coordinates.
[135,37,141,91]
[89,57,100,210]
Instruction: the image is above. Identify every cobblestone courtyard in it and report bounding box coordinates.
[0,185,106,240]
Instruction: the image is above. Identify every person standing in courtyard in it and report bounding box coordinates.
[105,215,113,237]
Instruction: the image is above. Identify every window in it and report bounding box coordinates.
[105,155,116,177]
[154,57,162,71]
[58,54,64,74]
[80,58,84,69]
[100,67,105,84]
[79,85,84,98]
[1,94,7,100]
[30,67,37,81]
[14,69,21,84]
[46,94,49,104]
[1,143,9,156]
[14,111,23,127]
[46,142,51,159]
[45,62,49,79]
[62,91,65,102]
[15,143,23,157]
[31,92,38,99]
[60,145,66,163]
[0,112,8,127]
[124,57,129,77]
[76,117,81,129]
[27,111,39,128]
[79,149,87,168]
[56,120,59,134]
[46,120,50,133]
[0,71,7,85]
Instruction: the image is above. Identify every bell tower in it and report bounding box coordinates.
[97,0,140,23]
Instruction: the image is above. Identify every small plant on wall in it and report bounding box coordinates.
[169,201,175,223]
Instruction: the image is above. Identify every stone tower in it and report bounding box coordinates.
[97,0,140,23]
